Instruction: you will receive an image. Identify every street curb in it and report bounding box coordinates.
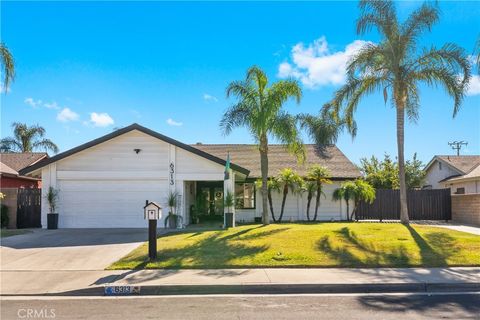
[2,282,479,297]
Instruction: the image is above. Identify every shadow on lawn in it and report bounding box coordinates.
[125,225,289,269]
[317,225,457,267]
[317,227,410,267]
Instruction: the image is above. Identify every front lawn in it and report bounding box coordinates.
[0,229,32,238]
[109,223,480,269]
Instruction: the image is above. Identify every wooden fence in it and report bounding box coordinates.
[16,188,42,228]
[355,189,452,221]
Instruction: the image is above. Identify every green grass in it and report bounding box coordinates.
[0,229,32,238]
[109,223,480,269]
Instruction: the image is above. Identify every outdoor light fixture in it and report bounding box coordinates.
[134,148,141,154]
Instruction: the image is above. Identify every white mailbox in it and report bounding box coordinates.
[144,201,162,220]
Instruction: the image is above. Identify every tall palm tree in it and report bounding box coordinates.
[328,0,471,225]
[0,122,59,154]
[307,165,332,221]
[0,43,15,91]
[332,179,375,221]
[221,66,304,225]
[277,168,303,222]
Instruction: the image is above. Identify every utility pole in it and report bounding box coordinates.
[448,141,468,156]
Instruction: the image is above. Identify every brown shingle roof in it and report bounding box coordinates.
[0,153,48,172]
[0,161,18,175]
[191,144,360,179]
[436,155,480,174]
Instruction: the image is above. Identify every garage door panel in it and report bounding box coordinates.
[57,180,169,228]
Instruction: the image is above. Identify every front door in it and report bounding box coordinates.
[197,182,224,221]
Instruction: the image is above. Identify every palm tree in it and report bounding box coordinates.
[220,66,304,225]
[256,177,281,222]
[303,180,316,221]
[0,122,59,154]
[298,106,347,149]
[307,165,332,221]
[0,43,15,92]
[328,0,471,225]
[333,179,375,221]
[277,168,303,222]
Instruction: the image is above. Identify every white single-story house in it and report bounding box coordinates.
[423,155,480,194]
[20,123,360,228]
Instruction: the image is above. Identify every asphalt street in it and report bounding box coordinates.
[1,293,479,320]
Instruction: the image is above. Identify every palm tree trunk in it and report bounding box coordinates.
[260,136,270,225]
[346,200,350,221]
[313,181,321,221]
[396,99,409,225]
[279,186,288,222]
[268,190,276,222]
[306,193,312,221]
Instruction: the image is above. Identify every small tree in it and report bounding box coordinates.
[307,165,331,221]
[333,179,375,221]
[277,168,303,222]
[45,186,59,214]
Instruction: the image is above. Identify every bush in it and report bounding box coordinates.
[1,204,9,228]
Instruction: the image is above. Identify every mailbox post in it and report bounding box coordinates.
[144,200,162,260]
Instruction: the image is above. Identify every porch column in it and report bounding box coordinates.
[223,169,235,227]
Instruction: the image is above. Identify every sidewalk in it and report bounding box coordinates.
[1,267,479,296]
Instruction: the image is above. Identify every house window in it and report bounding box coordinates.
[235,182,255,209]
[455,187,465,194]
[438,162,442,170]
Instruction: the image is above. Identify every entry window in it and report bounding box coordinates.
[455,187,465,194]
[235,182,255,209]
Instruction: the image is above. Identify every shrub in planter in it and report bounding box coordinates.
[1,204,9,228]
[45,186,60,229]
[164,191,183,229]
[224,190,235,228]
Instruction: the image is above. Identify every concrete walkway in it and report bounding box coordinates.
[1,267,478,295]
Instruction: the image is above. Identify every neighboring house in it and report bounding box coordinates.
[423,155,480,194]
[20,123,360,228]
[443,164,480,195]
[0,153,47,189]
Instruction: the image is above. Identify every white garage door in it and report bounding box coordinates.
[57,180,169,228]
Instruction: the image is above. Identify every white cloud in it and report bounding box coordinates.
[278,36,371,88]
[466,75,480,96]
[166,118,183,126]
[56,107,79,122]
[44,101,60,110]
[89,112,114,127]
[203,93,218,102]
[24,97,42,108]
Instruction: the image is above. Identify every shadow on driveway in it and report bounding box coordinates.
[0,228,158,249]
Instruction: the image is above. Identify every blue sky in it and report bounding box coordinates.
[1,1,479,166]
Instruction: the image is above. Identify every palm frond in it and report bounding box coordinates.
[0,138,22,152]
[32,139,59,154]
[271,112,305,162]
[0,43,15,90]
[220,102,251,136]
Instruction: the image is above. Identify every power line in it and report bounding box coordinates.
[448,141,468,156]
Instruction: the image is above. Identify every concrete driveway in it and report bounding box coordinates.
[0,229,149,271]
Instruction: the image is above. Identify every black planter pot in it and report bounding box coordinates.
[224,212,234,228]
[47,213,58,229]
